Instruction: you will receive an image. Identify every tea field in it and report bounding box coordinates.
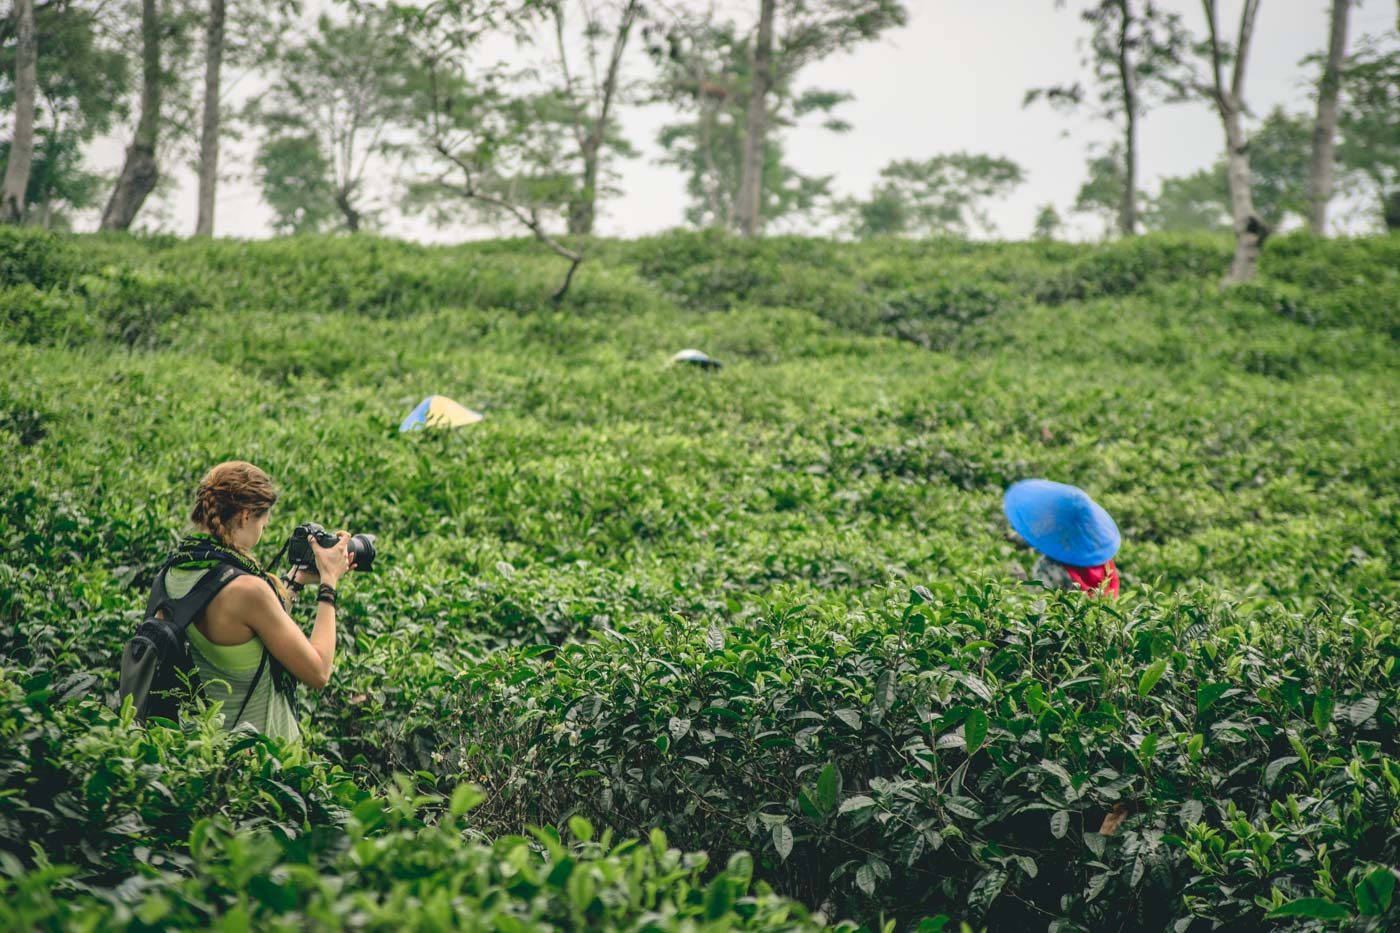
[1,228,1398,930]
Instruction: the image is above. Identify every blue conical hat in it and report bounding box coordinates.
[1003,479,1120,566]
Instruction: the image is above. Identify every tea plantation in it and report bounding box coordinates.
[1,228,1398,930]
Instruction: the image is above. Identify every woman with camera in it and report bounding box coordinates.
[159,461,353,741]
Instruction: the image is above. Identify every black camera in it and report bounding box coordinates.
[287,522,377,572]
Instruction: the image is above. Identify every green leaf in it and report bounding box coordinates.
[705,625,725,651]
[855,862,877,896]
[838,795,876,815]
[1265,756,1301,786]
[1178,799,1204,828]
[1338,696,1380,726]
[1040,759,1075,791]
[668,717,691,741]
[704,875,734,920]
[1137,658,1169,697]
[964,709,988,754]
[771,823,793,861]
[833,708,862,730]
[1196,682,1231,713]
[873,669,897,714]
[1312,687,1335,733]
[567,815,593,843]
[1357,866,1397,916]
[449,784,483,817]
[1050,810,1070,839]
[816,763,842,817]
[1266,898,1350,921]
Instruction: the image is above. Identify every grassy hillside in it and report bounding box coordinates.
[1,228,1398,930]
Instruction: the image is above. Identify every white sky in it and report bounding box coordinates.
[85,0,1399,240]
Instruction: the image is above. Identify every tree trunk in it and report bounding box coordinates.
[566,0,640,237]
[100,0,161,231]
[1383,188,1400,232]
[194,0,225,237]
[0,0,38,224]
[1307,0,1350,235]
[1222,106,1266,282]
[334,189,360,233]
[1204,0,1265,283]
[1115,0,1137,236]
[735,0,776,237]
[569,146,600,236]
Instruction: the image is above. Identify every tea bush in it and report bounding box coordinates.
[0,227,1397,929]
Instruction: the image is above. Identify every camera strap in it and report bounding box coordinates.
[230,647,269,727]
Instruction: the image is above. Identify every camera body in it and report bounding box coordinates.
[287,522,377,572]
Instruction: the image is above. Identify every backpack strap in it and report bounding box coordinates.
[230,646,269,727]
[146,562,246,632]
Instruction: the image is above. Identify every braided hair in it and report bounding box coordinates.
[189,462,291,608]
[190,461,279,548]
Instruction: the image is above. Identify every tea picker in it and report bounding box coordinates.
[1003,479,1120,597]
[399,395,485,432]
[670,348,722,370]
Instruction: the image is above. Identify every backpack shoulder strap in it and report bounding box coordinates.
[148,560,248,633]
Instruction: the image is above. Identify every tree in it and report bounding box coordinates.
[1307,0,1351,234]
[193,0,224,235]
[0,0,129,225]
[1025,0,1189,236]
[190,0,297,235]
[846,154,1024,238]
[1033,202,1063,239]
[1072,144,1131,236]
[0,0,37,223]
[726,0,907,237]
[253,133,337,234]
[249,12,406,234]
[546,0,643,236]
[735,0,775,237]
[100,0,163,230]
[1142,166,1229,232]
[1143,109,1310,234]
[1244,107,1310,229]
[1164,0,1267,283]
[651,10,850,232]
[1337,36,1400,231]
[394,0,592,300]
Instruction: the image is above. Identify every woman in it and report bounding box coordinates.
[1003,478,1120,597]
[163,461,352,741]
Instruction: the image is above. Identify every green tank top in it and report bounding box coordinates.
[167,566,301,743]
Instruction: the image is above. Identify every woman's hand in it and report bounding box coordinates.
[290,566,319,587]
[309,531,353,587]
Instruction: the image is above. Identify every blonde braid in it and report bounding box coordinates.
[189,462,284,597]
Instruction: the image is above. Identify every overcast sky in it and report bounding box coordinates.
[87,0,1398,241]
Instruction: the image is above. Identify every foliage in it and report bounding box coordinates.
[248,12,409,233]
[1073,144,1131,235]
[1337,35,1400,230]
[0,228,1397,929]
[0,672,824,930]
[1140,109,1311,235]
[845,154,1025,239]
[1033,203,1063,240]
[651,14,842,232]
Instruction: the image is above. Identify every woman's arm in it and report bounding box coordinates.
[224,581,337,689]
[229,534,352,690]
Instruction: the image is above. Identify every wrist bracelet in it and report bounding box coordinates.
[317,583,338,607]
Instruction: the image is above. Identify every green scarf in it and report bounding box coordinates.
[170,532,270,576]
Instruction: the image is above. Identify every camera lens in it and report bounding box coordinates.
[347,534,376,571]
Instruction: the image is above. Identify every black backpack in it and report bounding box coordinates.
[118,555,249,723]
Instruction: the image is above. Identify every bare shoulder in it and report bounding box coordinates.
[211,573,281,617]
